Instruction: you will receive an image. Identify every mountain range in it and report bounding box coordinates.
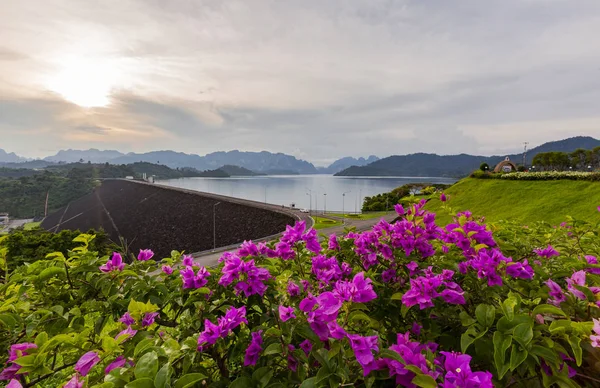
[0,149,378,175]
[1,136,598,176]
[335,136,600,177]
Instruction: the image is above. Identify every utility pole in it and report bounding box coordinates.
[523,142,529,169]
[342,190,351,224]
[323,193,327,215]
[305,189,312,217]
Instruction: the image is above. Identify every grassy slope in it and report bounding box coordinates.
[425,178,600,225]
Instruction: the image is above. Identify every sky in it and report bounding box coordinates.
[1,0,600,166]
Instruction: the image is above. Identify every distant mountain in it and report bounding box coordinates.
[219,165,264,176]
[0,149,26,163]
[110,151,206,169]
[0,160,53,169]
[335,136,600,177]
[318,155,380,174]
[45,149,125,163]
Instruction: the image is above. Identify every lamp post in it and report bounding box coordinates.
[306,188,312,217]
[323,193,327,215]
[588,165,592,172]
[342,190,351,225]
[264,186,267,204]
[213,202,221,252]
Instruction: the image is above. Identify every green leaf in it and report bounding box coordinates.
[38,266,66,281]
[513,323,533,348]
[411,374,437,388]
[493,331,512,373]
[568,336,582,366]
[401,304,410,318]
[532,304,567,318]
[13,355,36,367]
[530,345,559,367]
[475,304,495,328]
[501,298,517,321]
[134,338,155,357]
[125,378,154,388]
[549,320,572,335]
[327,342,341,360]
[264,327,281,337]
[299,377,317,388]
[459,311,476,327]
[461,326,487,353]
[379,349,405,364]
[102,337,120,353]
[154,364,170,388]
[252,367,273,388]
[174,373,207,388]
[134,351,158,380]
[263,342,282,356]
[316,365,332,384]
[509,345,528,371]
[229,377,253,388]
[391,292,403,301]
[35,332,48,347]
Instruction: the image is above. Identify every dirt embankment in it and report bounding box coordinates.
[41,180,296,258]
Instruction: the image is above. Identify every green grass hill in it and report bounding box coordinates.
[425,178,600,225]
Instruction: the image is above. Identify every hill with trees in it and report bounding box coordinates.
[336,136,600,177]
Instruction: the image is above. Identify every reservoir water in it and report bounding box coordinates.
[159,175,457,213]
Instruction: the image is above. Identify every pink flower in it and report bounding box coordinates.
[591,318,600,348]
[6,380,22,388]
[105,356,129,374]
[278,305,296,322]
[287,281,300,297]
[243,331,263,366]
[137,249,154,261]
[75,351,100,376]
[440,193,447,202]
[142,312,159,327]
[99,252,125,273]
[300,339,312,355]
[8,343,36,362]
[182,254,194,266]
[115,327,137,343]
[161,265,173,275]
[118,312,135,326]
[64,374,83,388]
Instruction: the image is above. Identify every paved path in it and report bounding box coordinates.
[192,212,398,267]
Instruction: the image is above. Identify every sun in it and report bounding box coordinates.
[47,56,120,108]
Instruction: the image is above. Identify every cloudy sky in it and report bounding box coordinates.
[1,0,600,166]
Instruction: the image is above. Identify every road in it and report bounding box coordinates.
[192,212,398,267]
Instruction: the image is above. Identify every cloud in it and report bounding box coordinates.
[1,0,600,163]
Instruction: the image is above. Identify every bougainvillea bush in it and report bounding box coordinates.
[1,199,600,388]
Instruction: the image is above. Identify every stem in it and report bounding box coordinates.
[63,263,74,289]
[24,361,77,388]
[577,373,600,384]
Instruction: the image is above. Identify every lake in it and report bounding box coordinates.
[158,175,457,213]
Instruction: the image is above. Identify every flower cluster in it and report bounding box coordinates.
[402,269,465,309]
[197,306,247,351]
[180,265,210,289]
[0,343,36,381]
[243,330,263,366]
[218,254,271,297]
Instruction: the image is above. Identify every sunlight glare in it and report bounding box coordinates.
[47,56,120,107]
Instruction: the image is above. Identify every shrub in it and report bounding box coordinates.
[1,202,600,387]
[480,162,490,172]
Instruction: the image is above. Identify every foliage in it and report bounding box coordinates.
[471,171,600,181]
[480,163,490,172]
[532,147,600,171]
[362,183,450,212]
[2,201,600,387]
[1,228,116,272]
[425,178,600,226]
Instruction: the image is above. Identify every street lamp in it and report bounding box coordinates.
[306,188,312,217]
[342,190,351,225]
[588,165,592,172]
[323,193,327,215]
[213,202,221,252]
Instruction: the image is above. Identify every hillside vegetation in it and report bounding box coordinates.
[425,178,600,225]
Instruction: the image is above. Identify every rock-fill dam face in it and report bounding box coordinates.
[41,179,296,258]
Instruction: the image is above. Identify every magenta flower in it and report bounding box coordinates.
[243,330,263,366]
[137,249,154,261]
[440,193,447,202]
[64,375,83,388]
[440,351,493,388]
[411,322,422,336]
[311,255,342,285]
[287,344,298,372]
[279,305,296,322]
[566,271,587,300]
[287,281,300,297]
[347,334,379,376]
[328,234,340,250]
[99,252,125,273]
[303,228,322,253]
[217,306,248,337]
[6,380,22,388]
[219,255,271,297]
[161,265,173,275]
[546,279,566,306]
[382,268,397,283]
[300,339,312,355]
[394,204,405,216]
[75,351,100,376]
[506,260,534,279]
[119,312,135,326]
[182,254,194,266]
[8,343,36,362]
[238,240,259,257]
[0,364,21,380]
[115,326,137,343]
[591,318,600,348]
[350,272,377,303]
[105,356,129,374]
[197,319,221,351]
[181,266,210,289]
[142,312,159,327]
[534,245,559,258]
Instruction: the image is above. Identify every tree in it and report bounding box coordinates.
[479,162,490,172]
